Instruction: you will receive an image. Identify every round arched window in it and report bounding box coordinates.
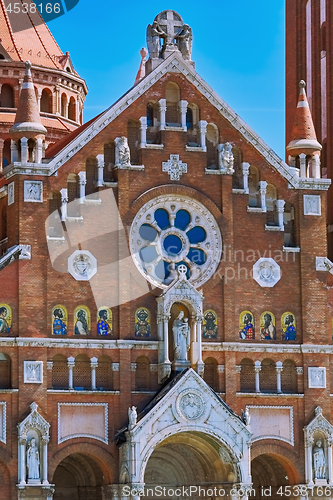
[130,195,222,289]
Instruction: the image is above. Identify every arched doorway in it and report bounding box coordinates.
[144,432,237,497]
[252,453,298,500]
[53,453,105,500]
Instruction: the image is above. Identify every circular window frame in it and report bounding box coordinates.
[130,195,222,289]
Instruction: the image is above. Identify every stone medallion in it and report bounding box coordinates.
[253,257,281,288]
[68,250,97,281]
[176,389,206,421]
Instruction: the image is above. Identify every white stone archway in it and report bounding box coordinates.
[118,369,252,496]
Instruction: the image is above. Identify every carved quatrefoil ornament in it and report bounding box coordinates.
[253,257,281,288]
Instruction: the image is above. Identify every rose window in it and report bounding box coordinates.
[130,195,222,289]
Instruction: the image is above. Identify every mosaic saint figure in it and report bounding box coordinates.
[282,313,296,341]
[135,308,151,337]
[239,312,255,340]
[52,307,67,335]
[75,309,89,335]
[27,438,40,480]
[97,308,112,336]
[313,440,326,479]
[173,310,190,361]
[202,310,218,339]
[0,305,11,334]
[260,312,276,340]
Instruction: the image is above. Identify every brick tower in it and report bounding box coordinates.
[0,1,87,172]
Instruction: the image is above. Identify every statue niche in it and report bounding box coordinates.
[26,433,40,483]
[313,437,327,483]
[169,304,191,370]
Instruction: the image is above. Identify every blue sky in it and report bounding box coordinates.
[48,0,285,157]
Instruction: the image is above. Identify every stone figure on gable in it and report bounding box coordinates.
[313,440,326,480]
[147,21,165,58]
[219,142,234,173]
[26,438,40,481]
[116,137,131,166]
[128,406,137,430]
[177,24,192,60]
[173,310,190,361]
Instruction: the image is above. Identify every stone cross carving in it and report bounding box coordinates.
[162,154,187,180]
[155,10,183,50]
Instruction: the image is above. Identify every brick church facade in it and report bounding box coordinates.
[0,6,332,500]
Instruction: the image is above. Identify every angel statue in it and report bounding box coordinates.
[177,24,193,60]
[146,21,165,58]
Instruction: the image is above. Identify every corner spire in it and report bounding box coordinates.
[10,61,47,140]
[286,80,322,156]
[134,48,147,86]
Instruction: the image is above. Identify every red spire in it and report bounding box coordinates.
[286,80,321,156]
[10,60,47,140]
[134,48,148,86]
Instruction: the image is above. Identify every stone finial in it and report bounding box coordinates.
[286,79,322,157]
[315,406,323,417]
[134,48,148,86]
[10,60,47,140]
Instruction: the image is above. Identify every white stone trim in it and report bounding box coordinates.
[23,361,43,384]
[246,405,294,445]
[4,52,329,192]
[247,207,264,213]
[283,246,300,253]
[304,194,321,215]
[8,181,14,205]
[0,402,6,444]
[58,402,108,444]
[111,363,120,371]
[24,181,43,203]
[308,367,326,388]
[0,337,160,349]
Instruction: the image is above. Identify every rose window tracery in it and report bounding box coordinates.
[130,195,222,289]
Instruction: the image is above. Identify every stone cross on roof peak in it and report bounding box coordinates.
[154,10,184,47]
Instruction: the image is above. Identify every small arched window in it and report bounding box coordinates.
[248,166,260,207]
[104,142,115,182]
[206,123,219,169]
[73,355,91,390]
[1,84,14,108]
[61,93,67,117]
[281,360,297,394]
[96,356,113,391]
[85,157,97,196]
[68,97,76,121]
[67,174,80,217]
[48,192,62,237]
[135,356,150,391]
[52,355,68,389]
[147,103,154,127]
[260,359,276,393]
[240,359,255,392]
[127,120,140,165]
[284,202,296,247]
[0,353,10,389]
[203,357,218,391]
[40,89,52,113]
[166,82,180,126]
[266,184,277,226]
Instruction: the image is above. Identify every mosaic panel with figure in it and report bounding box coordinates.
[135,308,151,337]
[97,307,112,336]
[0,304,11,334]
[260,311,276,340]
[239,311,255,340]
[74,306,90,335]
[52,305,67,335]
[281,312,296,341]
[202,310,218,339]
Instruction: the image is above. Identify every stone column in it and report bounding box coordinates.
[0,138,4,173]
[241,162,250,192]
[299,153,307,178]
[306,438,314,485]
[78,171,86,204]
[91,357,98,391]
[276,361,283,394]
[35,138,43,164]
[65,96,69,119]
[164,317,169,362]
[67,356,75,390]
[259,181,268,212]
[198,120,207,150]
[60,188,68,221]
[20,137,28,166]
[37,88,42,111]
[139,116,147,148]
[276,200,285,230]
[96,154,104,187]
[197,316,203,364]
[10,140,18,163]
[158,98,166,130]
[254,361,261,393]
[19,437,27,484]
[55,85,60,115]
[42,438,49,484]
[312,154,321,179]
[179,100,188,130]
[328,439,333,485]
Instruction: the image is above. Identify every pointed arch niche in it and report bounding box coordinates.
[17,402,51,490]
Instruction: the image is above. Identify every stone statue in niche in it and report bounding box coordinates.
[26,438,40,481]
[219,142,234,173]
[146,21,165,58]
[177,24,192,60]
[313,440,326,480]
[116,137,131,166]
[173,311,190,361]
[128,406,137,430]
[241,408,251,426]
